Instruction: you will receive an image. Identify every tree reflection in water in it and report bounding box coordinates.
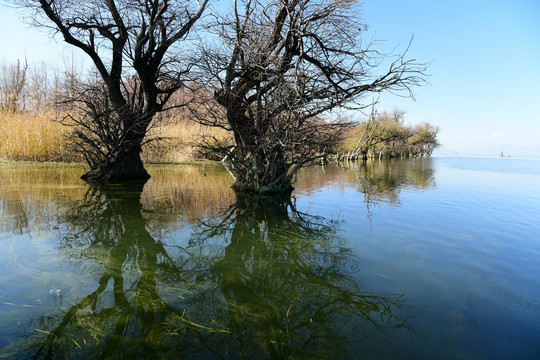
[193,193,412,359]
[18,183,184,359]
[340,158,436,222]
[19,186,411,359]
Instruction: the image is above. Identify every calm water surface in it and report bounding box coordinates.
[0,158,539,359]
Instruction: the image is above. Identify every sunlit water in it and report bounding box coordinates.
[0,158,539,359]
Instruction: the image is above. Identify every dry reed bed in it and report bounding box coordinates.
[0,111,74,162]
[0,110,230,163]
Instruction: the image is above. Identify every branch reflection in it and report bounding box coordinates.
[19,184,184,358]
[19,187,411,359]
[191,193,412,358]
[348,159,435,207]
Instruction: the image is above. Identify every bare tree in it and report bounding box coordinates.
[13,0,209,182]
[192,0,427,194]
[27,60,53,111]
[0,59,29,113]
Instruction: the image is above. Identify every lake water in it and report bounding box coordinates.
[0,157,539,359]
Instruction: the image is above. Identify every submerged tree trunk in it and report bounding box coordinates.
[71,103,153,183]
[230,152,294,195]
[81,145,149,183]
[227,130,294,195]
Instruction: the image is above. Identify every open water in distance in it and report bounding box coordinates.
[0,157,539,359]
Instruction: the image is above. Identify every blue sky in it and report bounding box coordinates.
[362,0,540,153]
[1,0,539,154]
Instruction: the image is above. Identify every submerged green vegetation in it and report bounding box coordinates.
[0,162,419,358]
[2,158,540,358]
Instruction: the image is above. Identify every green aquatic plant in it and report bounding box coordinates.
[11,185,411,359]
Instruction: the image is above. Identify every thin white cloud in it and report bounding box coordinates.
[491,132,504,138]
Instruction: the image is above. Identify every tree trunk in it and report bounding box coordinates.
[224,121,294,195]
[230,146,293,195]
[81,145,150,183]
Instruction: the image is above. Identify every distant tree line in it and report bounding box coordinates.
[338,109,439,160]
[0,57,84,113]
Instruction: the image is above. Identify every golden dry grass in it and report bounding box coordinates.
[0,111,75,162]
[142,118,231,163]
[0,110,230,163]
